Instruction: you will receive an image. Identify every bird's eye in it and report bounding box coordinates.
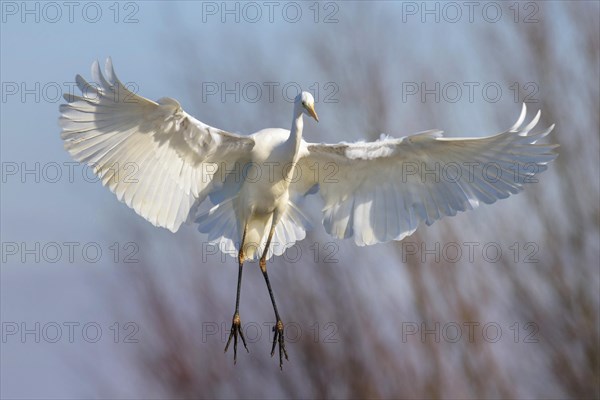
[302,101,306,106]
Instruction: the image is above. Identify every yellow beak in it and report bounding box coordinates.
[306,104,319,122]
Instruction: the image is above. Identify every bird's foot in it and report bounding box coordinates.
[270,320,289,370]
[224,313,248,364]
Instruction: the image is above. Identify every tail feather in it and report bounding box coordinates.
[196,199,311,260]
[196,198,240,258]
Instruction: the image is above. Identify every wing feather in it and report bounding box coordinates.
[60,58,254,232]
[293,104,557,245]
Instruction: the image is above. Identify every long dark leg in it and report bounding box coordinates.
[259,217,288,370]
[224,225,249,363]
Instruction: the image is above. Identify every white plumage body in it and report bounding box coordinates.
[235,127,299,259]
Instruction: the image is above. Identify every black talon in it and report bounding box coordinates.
[271,320,288,369]
[224,313,249,364]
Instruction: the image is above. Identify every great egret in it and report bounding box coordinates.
[60,59,557,368]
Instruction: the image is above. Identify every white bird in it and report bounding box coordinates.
[60,59,557,368]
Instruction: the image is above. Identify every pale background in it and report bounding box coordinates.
[1,1,598,399]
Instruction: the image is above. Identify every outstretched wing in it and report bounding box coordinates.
[60,58,254,232]
[293,104,558,246]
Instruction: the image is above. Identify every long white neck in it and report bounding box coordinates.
[286,106,304,159]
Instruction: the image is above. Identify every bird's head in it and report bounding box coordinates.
[295,91,319,122]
